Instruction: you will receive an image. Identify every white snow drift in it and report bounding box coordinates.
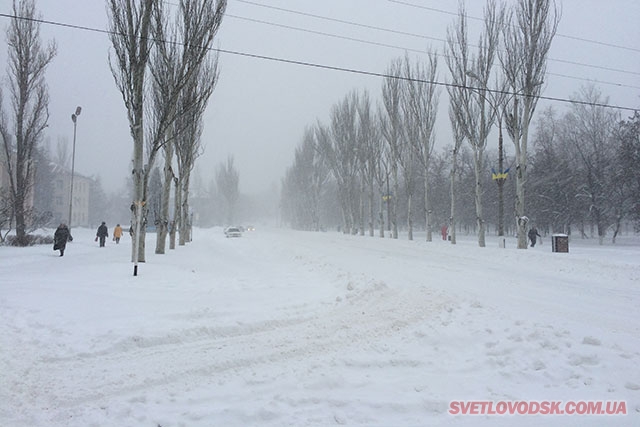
[1,227,639,426]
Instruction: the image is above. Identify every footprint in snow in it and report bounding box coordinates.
[582,336,602,346]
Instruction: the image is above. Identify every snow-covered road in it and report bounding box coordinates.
[1,227,639,426]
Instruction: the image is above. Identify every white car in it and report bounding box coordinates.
[224,227,242,238]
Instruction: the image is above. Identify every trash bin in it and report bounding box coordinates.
[551,234,569,253]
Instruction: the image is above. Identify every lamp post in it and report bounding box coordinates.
[68,106,82,231]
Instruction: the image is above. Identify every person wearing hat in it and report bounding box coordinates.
[53,223,73,256]
[96,221,109,247]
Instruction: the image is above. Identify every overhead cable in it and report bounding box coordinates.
[0,12,637,113]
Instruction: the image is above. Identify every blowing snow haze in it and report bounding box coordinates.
[0,0,638,196]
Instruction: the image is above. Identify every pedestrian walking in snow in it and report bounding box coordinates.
[53,223,73,256]
[96,221,109,247]
[528,226,541,247]
[113,224,123,244]
[441,224,448,241]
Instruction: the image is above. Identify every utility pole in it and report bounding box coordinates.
[68,106,81,230]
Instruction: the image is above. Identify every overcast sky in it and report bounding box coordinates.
[1,0,638,195]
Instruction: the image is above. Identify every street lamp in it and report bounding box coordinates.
[68,106,82,231]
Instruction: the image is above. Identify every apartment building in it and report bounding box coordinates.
[51,165,92,228]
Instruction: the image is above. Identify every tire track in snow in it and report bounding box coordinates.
[11,282,449,413]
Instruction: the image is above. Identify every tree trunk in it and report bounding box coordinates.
[14,192,26,243]
[131,122,146,262]
[385,174,391,236]
[155,143,173,254]
[392,165,399,239]
[368,180,375,237]
[180,172,191,245]
[14,155,27,242]
[359,177,365,236]
[379,189,385,238]
[514,160,528,248]
[407,192,413,241]
[474,150,486,247]
[612,215,621,244]
[512,96,526,249]
[424,171,432,242]
[339,185,350,233]
[450,148,458,245]
[170,176,181,250]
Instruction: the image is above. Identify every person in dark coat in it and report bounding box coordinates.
[528,226,541,247]
[53,223,73,256]
[96,221,109,247]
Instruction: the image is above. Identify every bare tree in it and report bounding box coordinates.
[500,0,560,249]
[528,106,578,234]
[154,0,225,252]
[446,1,503,247]
[108,0,226,262]
[107,0,155,263]
[373,121,390,238]
[305,128,330,231]
[156,129,175,254]
[150,2,180,255]
[317,93,360,234]
[398,139,416,240]
[0,0,56,245]
[216,155,239,224]
[617,111,640,231]
[175,53,219,246]
[355,90,380,237]
[447,104,464,245]
[563,86,619,244]
[401,52,440,242]
[280,127,329,231]
[379,59,404,239]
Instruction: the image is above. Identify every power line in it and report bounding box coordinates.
[212,47,639,113]
[227,14,428,55]
[545,72,638,90]
[387,0,640,54]
[225,13,640,90]
[234,0,640,76]
[235,0,447,44]
[0,12,637,113]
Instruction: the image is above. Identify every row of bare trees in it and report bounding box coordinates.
[106,0,226,262]
[282,88,639,244]
[283,0,634,248]
[283,50,440,241]
[0,0,227,252]
[446,0,559,248]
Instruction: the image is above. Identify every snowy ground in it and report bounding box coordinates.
[1,226,639,426]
